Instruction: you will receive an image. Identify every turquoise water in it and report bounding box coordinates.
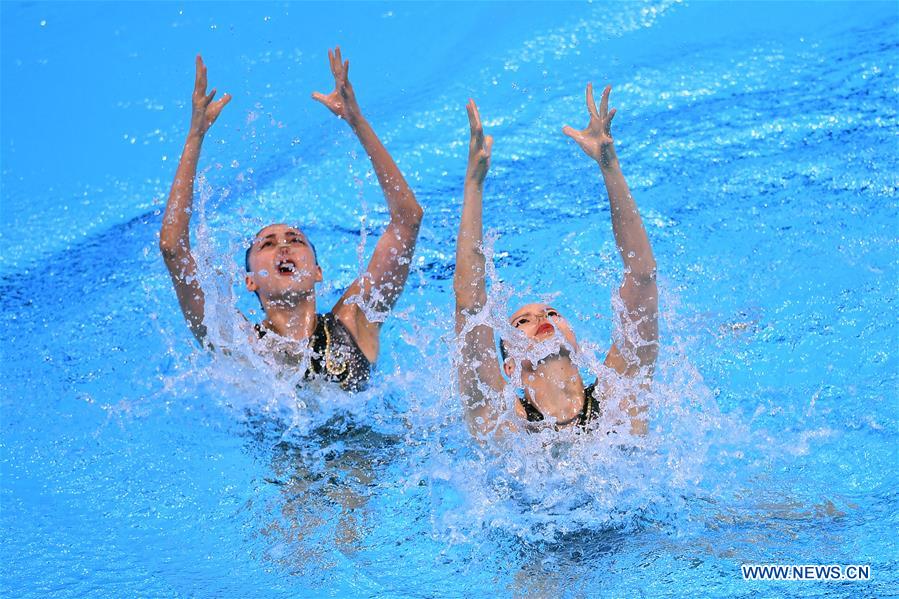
[2,2,897,597]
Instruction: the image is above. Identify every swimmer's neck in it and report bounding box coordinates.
[521,354,585,423]
[260,296,318,340]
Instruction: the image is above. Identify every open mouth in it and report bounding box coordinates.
[536,323,555,337]
[276,259,297,276]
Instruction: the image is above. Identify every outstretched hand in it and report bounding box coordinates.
[311,46,362,125]
[466,99,493,184]
[563,83,617,166]
[190,55,231,137]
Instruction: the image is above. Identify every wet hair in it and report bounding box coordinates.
[499,339,509,364]
[244,225,318,273]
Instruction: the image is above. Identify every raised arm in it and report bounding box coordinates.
[564,84,658,432]
[159,55,231,344]
[454,99,506,436]
[312,47,423,361]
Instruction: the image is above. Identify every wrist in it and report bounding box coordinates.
[599,158,619,172]
[346,111,366,130]
[186,128,205,145]
[464,172,486,187]
[597,147,619,171]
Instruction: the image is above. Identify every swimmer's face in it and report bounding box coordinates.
[502,303,579,379]
[509,303,578,347]
[245,224,322,298]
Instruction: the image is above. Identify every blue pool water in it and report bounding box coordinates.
[2,1,897,597]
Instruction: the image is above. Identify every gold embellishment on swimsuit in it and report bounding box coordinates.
[582,392,593,425]
[322,317,348,377]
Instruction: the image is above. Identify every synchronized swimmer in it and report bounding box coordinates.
[160,48,423,391]
[454,86,658,438]
[160,49,657,437]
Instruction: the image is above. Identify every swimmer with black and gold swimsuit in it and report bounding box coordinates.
[255,313,371,392]
[454,85,658,437]
[160,48,422,390]
[518,384,601,428]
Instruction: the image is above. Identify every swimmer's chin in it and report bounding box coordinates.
[287,269,314,281]
[523,338,576,365]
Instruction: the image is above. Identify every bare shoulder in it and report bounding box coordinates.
[332,290,380,363]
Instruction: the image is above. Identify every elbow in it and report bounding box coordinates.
[631,260,657,284]
[159,235,176,258]
[637,269,657,285]
[402,199,424,231]
[389,191,423,230]
[159,234,186,262]
[409,199,424,224]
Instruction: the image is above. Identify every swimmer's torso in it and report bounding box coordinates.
[518,382,602,428]
[255,312,371,392]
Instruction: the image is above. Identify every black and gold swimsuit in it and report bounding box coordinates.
[518,382,601,428]
[255,312,371,392]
